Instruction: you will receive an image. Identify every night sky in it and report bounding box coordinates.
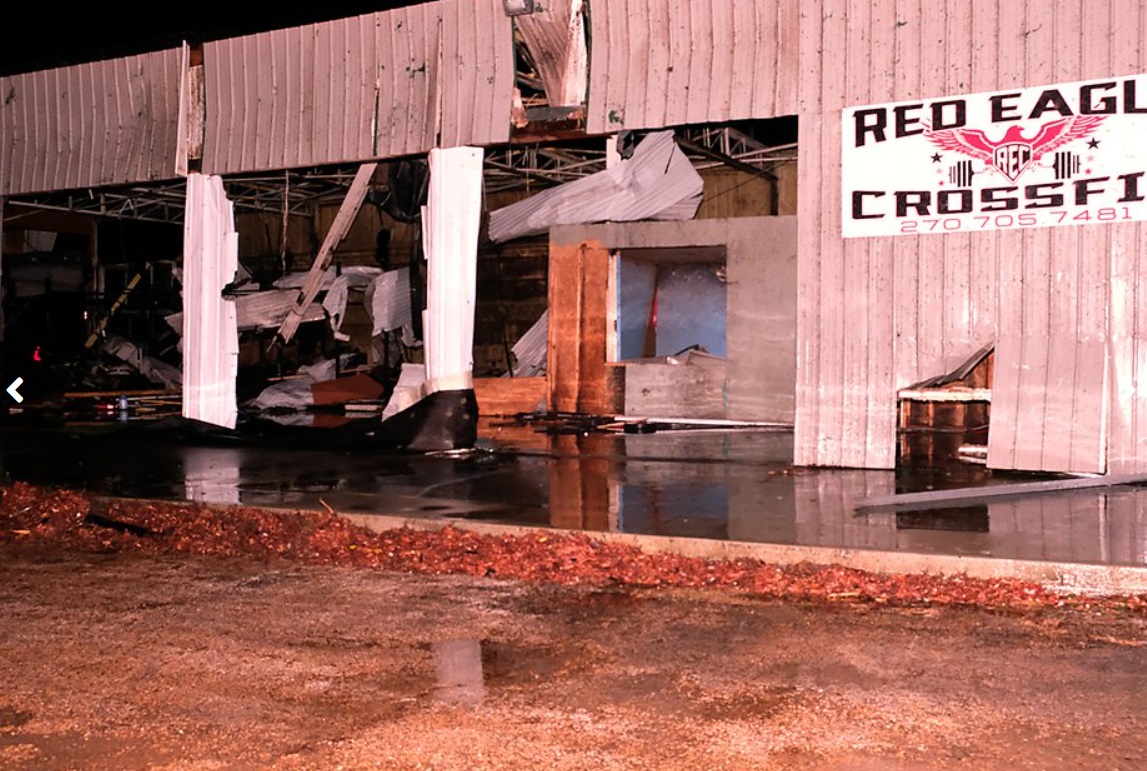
[0,2,423,75]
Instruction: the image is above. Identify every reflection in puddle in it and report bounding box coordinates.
[2,425,1146,568]
[432,639,486,707]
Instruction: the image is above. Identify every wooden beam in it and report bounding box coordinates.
[276,162,377,344]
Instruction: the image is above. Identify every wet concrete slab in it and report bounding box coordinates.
[2,418,1146,586]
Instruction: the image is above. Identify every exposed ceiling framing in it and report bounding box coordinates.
[3,128,797,225]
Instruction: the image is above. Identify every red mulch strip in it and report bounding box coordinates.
[2,481,1145,614]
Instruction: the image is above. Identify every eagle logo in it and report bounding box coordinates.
[924,115,1105,181]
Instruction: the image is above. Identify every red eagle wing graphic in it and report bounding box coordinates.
[923,126,995,163]
[1028,115,1105,159]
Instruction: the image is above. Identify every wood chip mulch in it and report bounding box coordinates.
[3,481,1145,614]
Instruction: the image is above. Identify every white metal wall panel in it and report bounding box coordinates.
[1104,1,1147,474]
[0,49,184,196]
[796,0,1147,471]
[182,174,239,430]
[586,0,800,135]
[202,4,441,175]
[438,0,515,148]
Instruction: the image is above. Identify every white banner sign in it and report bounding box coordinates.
[842,73,1147,238]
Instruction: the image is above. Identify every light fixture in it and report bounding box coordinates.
[501,0,535,17]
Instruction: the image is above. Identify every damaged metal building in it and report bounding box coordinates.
[2,0,1147,475]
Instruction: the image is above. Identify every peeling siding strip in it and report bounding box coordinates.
[587,0,800,134]
[0,48,183,195]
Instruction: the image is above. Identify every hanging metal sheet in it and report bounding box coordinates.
[586,0,800,134]
[182,174,239,430]
[423,146,484,393]
[0,49,185,196]
[795,0,1147,472]
[202,5,441,175]
[487,131,703,242]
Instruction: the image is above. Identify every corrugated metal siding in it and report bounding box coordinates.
[438,0,515,148]
[796,0,1147,471]
[586,0,800,134]
[203,5,441,175]
[0,49,184,196]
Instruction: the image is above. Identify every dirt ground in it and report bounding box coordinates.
[1,544,1145,770]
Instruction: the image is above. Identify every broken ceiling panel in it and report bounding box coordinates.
[487,131,703,242]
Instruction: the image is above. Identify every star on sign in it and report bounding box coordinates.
[1087,138,1100,149]
[931,153,942,163]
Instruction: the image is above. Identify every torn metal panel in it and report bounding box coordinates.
[182,174,239,429]
[272,265,382,291]
[201,5,440,174]
[167,290,326,334]
[585,0,800,134]
[0,48,186,196]
[381,362,428,420]
[322,275,351,338]
[277,163,377,343]
[423,146,483,393]
[510,310,548,377]
[249,355,354,410]
[365,268,413,336]
[102,336,182,391]
[487,131,703,243]
[515,0,588,107]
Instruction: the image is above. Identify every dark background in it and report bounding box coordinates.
[0,2,422,75]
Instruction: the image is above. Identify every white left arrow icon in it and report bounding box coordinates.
[6,378,24,404]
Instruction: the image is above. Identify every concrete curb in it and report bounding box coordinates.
[338,512,1147,597]
[91,495,1147,597]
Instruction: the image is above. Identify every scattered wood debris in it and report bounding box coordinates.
[2,481,1145,615]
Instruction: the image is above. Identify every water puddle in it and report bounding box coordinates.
[1,423,1146,568]
[431,639,487,707]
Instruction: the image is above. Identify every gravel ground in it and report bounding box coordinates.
[1,542,1146,770]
